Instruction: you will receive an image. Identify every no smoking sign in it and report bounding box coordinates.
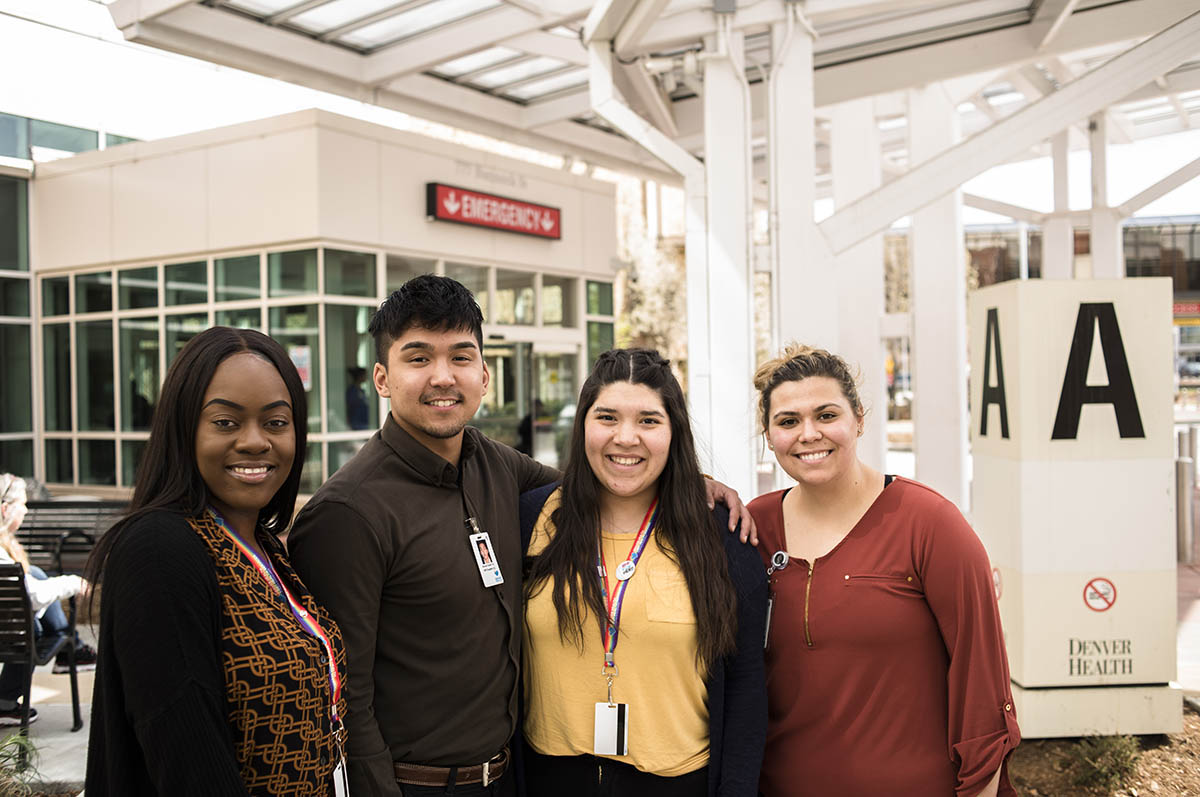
[1083,577,1117,612]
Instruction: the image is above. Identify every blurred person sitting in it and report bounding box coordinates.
[0,473,97,725]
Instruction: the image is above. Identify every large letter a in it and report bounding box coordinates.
[1050,303,1144,440]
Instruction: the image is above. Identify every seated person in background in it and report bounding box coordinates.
[0,473,97,725]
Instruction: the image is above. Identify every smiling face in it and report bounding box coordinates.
[373,325,489,463]
[766,376,863,487]
[584,381,672,509]
[195,352,296,534]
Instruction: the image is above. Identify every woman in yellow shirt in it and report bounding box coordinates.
[519,348,767,797]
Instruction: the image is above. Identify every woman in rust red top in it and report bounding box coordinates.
[748,344,1019,797]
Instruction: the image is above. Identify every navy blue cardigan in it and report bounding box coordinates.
[517,483,768,797]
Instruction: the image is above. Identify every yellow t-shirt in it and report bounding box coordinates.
[522,489,710,776]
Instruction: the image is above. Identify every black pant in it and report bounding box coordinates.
[525,749,707,797]
[397,767,515,797]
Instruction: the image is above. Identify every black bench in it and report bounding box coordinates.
[0,563,83,763]
[17,501,127,576]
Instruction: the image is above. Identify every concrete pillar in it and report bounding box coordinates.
[907,83,969,509]
[831,98,886,470]
[1089,113,1125,279]
[701,27,756,498]
[1043,130,1074,280]
[770,13,834,352]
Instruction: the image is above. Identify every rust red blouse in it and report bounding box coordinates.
[748,477,1019,796]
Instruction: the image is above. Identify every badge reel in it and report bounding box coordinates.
[764,551,788,650]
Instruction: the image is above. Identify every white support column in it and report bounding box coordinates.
[907,84,969,509]
[1089,113,1124,279]
[1043,130,1074,279]
[831,98,886,471]
[702,26,756,497]
[770,9,835,352]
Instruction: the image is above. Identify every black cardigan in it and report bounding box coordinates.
[517,483,768,797]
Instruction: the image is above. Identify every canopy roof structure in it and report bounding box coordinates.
[108,0,1200,183]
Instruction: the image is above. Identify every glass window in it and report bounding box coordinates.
[122,440,147,486]
[0,114,29,160]
[105,133,137,148]
[587,320,614,366]
[587,281,613,316]
[386,254,436,292]
[268,249,317,297]
[215,254,260,302]
[42,277,69,316]
[76,272,112,313]
[0,324,32,433]
[0,176,29,271]
[541,276,575,327]
[326,249,376,297]
[30,119,98,154]
[300,441,322,494]
[494,269,534,325]
[216,307,262,329]
[166,313,208,366]
[79,439,115,485]
[43,323,71,432]
[120,317,159,432]
[445,262,488,321]
[44,439,72,483]
[77,320,114,431]
[0,277,29,316]
[326,304,378,433]
[0,440,32,478]
[271,304,321,431]
[119,266,158,310]
[166,261,207,305]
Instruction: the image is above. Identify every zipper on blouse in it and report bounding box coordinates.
[803,559,815,648]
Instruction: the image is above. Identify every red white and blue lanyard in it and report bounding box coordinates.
[597,498,660,671]
[207,508,343,725]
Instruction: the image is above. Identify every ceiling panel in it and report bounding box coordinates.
[337,0,503,49]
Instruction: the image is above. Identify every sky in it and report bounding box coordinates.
[3,0,1198,226]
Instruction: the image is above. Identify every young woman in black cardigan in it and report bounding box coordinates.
[518,349,766,797]
[86,327,347,796]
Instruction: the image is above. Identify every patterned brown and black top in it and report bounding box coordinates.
[189,511,348,795]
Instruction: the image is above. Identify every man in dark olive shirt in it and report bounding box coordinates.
[289,275,751,797]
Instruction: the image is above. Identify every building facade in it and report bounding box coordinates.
[1,109,617,494]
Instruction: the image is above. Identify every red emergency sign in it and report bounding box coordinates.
[426,183,561,240]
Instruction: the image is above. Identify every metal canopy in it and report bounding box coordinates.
[108,0,1200,180]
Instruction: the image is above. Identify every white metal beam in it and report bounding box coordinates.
[1118,155,1200,217]
[613,0,673,60]
[962,193,1044,224]
[501,30,588,65]
[814,0,1196,107]
[614,63,678,138]
[520,89,592,128]
[1028,0,1081,50]
[582,0,638,44]
[109,0,194,29]
[818,9,1200,257]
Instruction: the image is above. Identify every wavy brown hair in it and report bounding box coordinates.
[524,348,737,673]
[753,342,864,432]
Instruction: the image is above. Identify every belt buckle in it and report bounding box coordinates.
[482,759,490,788]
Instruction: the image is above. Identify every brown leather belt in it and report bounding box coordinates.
[394,747,509,787]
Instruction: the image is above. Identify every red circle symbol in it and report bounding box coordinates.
[1083,577,1117,612]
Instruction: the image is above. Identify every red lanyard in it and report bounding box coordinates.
[596,499,659,668]
[208,508,343,724]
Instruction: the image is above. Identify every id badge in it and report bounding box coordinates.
[333,758,348,797]
[593,702,629,756]
[469,532,504,588]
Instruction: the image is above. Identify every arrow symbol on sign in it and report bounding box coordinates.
[541,213,554,231]
[443,192,461,215]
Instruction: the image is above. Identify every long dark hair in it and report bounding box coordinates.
[87,327,308,584]
[524,348,737,673]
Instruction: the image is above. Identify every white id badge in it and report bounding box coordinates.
[333,758,348,797]
[469,532,504,588]
[593,702,629,756]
